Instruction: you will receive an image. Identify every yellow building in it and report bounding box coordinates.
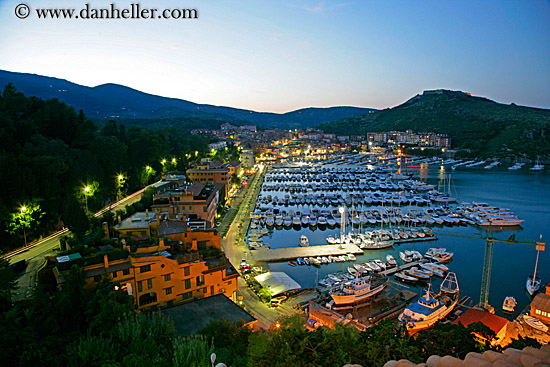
[186,162,231,197]
[54,229,238,311]
[530,281,550,323]
[151,182,221,228]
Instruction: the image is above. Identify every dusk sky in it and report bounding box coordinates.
[1,0,549,112]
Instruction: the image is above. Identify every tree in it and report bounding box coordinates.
[173,335,213,367]
[0,258,16,312]
[64,196,89,237]
[6,199,45,247]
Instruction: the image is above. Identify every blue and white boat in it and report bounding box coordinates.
[398,272,459,333]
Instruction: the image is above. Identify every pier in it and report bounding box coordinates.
[251,244,363,262]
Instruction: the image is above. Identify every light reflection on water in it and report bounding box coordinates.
[253,164,549,318]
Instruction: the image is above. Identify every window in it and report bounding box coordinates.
[123,269,130,276]
[164,274,171,281]
[140,264,151,273]
[184,279,191,289]
[147,279,153,290]
[93,275,101,282]
[184,267,190,276]
[182,291,192,300]
[196,275,205,286]
[112,271,118,278]
[165,288,172,295]
[174,197,180,201]
[137,281,143,292]
[210,285,214,295]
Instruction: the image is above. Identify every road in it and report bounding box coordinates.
[6,182,157,301]
[219,165,302,329]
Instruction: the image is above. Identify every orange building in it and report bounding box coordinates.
[530,281,550,323]
[453,308,509,346]
[53,231,238,311]
[151,182,222,228]
[186,161,231,197]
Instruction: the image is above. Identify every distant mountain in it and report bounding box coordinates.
[0,70,375,129]
[320,89,550,158]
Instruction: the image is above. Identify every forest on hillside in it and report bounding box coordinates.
[0,84,211,252]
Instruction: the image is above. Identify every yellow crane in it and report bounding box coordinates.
[435,229,545,311]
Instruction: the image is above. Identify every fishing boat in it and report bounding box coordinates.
[502,296,517,313]
[522,315,548,332]
[398,272,459,333]
[329,276,386,306]
[527,244,542,296]
[299,235,309,247]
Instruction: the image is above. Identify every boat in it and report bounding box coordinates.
[309,257,321,267]
[348,254,356,261]
[288,260,297,267]
[329,276,386,306]
[527,245,542,296]
[299,235,309,247]
[386,254,397,267]
[400,251,414,263]
[522,315,548,332]
[395,271,418,283]
[398,272,459,333]
[530,157,545,172]
[406,267,430,280]
[502,296,517,313]
[296,258,305,265]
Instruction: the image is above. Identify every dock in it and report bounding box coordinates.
[251,244,363,262]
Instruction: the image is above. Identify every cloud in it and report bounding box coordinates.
[299,1,353,14]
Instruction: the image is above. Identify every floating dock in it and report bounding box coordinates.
[251,244,363,262]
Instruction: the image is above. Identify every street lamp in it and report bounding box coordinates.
[83,185,91,213]
[20,206,27,247]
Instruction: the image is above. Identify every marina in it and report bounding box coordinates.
[245,155,549,325]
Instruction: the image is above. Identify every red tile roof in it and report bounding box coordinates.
[453,308,508,334]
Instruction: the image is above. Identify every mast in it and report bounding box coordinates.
[533,248,540,282]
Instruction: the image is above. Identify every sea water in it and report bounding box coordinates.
[256,164,550,318]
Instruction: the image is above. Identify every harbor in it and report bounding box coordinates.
[242,155,550,329]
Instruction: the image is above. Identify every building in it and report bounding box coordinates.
[151,182,222,228]
[530,281,550,323]
[186,161,231,197]
[240,149,255,169]
[453,308,509,346]
[226,160,241,177]
[162,294,256,335]
[53,233,238,311]
[208,141,227,150]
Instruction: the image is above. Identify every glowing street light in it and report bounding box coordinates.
[20,206,27,247]
[83,185,91,213]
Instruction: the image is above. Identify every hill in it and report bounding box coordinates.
[320,89,550,158]
[0,70,375,129]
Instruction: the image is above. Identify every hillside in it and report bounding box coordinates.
[320,90,550,158]
[0,70,375,129]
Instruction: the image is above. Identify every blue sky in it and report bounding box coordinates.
[0,0,549,112]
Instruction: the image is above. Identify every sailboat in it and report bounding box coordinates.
[431,175,458,203]
[530,157,545,172]
[526,244,542,296]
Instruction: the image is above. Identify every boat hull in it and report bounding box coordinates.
[330,283,386,306]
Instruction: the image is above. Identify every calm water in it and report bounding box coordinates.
[253,164,550,318]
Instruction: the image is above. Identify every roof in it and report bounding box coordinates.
[56,252,82,263]
[187,182,205,196]
[453,308,508,334]
[226,160,241,167]
[531,292,550,311]
[158,221,188,235]
[254,272,301,296]
[407,296,445,316]
[114,212,156,230]
[161,294,256,335]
